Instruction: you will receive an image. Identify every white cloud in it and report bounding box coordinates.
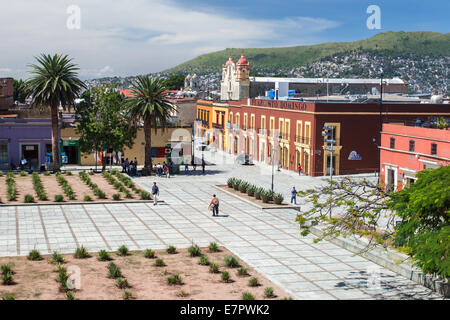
[0,0,340,80]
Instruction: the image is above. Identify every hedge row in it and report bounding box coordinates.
[227,178,284,204]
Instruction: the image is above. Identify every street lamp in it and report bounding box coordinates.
[323,124,335,219]
[271,135,282,191]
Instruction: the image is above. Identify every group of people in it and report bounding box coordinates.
[153,162,171,178]
[184,158,207,174]
[122,157,138,176]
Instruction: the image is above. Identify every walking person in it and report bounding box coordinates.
[152,182,160,206]
[291,187,298,205]
[201,158,206,175]
[165,164,170,178]
[124,158,129,174]
[298,164,302,176]
[210,194,219,217]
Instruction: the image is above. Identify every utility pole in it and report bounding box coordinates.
[322,124,335,218]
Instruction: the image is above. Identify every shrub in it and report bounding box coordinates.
[242,292,255,300]
[154,258,165,267]
[20,171,27,177]
[177,290,189,297]
[209,263,219,273]
[28,249,43,261]
[74,246,89,259]
[233,179,242,190]
[261,190,271,203]
[122,290,133,300]
[112,193,121,201]
[237,267,249,276]
[24,194,35,203]
[44,171,51,176]
[65,171,72,176]
[117,245,129,256]
[88,171,95,176]
[108,263,122,278]
[83,195,92,202]
[167,274,182,285]
[0,263,13,275]
[239,181,249,193]
[66,291,75,300]
[166,245,177,254]
[225,256,240,268]
[51,251,65,264]
[2,294,15,300]
[140,191,151,200]
[264,287,275,298]
[95,189,106,199]
[274,193,284,205]
[227,177,235,188]
[267,190,275,201]
[116,277,129,289]
[144,249,156,259]
[187,244,201,257]
[249,277,259,287]
[208,242,219,253]
[98,250,111,261]
[0,171,3,176]
[221,271,230,283]
[247,185,256,197]
[198,255,209,266]
[32,172,48,201]
[2,272,13,285]
[255,187,264,200]
[54,194,64,202]
[56,267,68,284]
[124,190,132,199]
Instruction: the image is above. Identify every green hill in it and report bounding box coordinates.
[165,31,450,74]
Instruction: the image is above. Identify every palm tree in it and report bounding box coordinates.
[125,76,175,176]
[27,54,86,171]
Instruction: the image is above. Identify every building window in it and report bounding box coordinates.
[431,143,437,155]
[390,137,395,149]
[409,140,415,152]
[0,143,8,170]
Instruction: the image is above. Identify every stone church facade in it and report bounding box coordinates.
[220,55,250,101]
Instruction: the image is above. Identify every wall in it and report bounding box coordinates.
[0,78,14,110]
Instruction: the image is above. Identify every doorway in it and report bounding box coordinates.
[63,146,79,165]
[326,154,336,176]
[21,144,39,170]
[386,168,396,192]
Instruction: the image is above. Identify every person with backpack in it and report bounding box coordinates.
[152,182,160,206]
[210,194,219,217]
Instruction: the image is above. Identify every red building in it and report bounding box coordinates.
[214,98,450,176]
[380,123,450,191]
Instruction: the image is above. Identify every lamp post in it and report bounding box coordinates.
[271,135,282,192]
[322,124,335,218]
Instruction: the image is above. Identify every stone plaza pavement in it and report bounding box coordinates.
[0,155,444,300]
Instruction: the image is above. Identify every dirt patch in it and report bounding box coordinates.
[0,247,290,300]
[218,185,289,208]
[0,173,143,204]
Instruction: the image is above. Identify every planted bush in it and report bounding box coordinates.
[83,195,92,202]
[112,193,121,201]
[2,272,13,285]
[116,277,129,289]
[54,194,64,202]
[2,294,15,300]
[117,245,129,256]
[188,244,202,257]
[44,171,51,176]
[140,191,151,200]
[79,171,106,199]
[66,291,75,300]
[198,255,209,266]
[32,172,48,201]
[255,187,264,200]
[56,173,76,200]
[19,171,27,177]
[227,177,235,188]
[74,246,89,259]
[239,181,249,193]
[264,287,275,298]
[98,250,111,261]
[249,277,259,287]
[51,251,65,264]
[242,292,255,300]
[28,249,43,261]
[0,263,14,275]
[225,256,240,268]
[274,193,284,205]
[154,258,165,267]
[209,263,219,273]
[144,249,156,259]
[65,171,72,176]
[6,172,17,201]
[167,245,177,254]
[221,271,230,283]
[233,179,242,191]
[123,290,133,300]
[167,274,182,285]
[24,194,35,203]
[261,190,271,203]
[208,242,219,253]
[237,267,249,277]
[108,262,122,278]
[247,185,256,197]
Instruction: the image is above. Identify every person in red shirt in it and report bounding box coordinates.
[210,194,219,217]
[298,164,302,176]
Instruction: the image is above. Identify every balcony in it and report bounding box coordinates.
[295,135,312,145]
[212,123,224,130]
[281,133,290,140]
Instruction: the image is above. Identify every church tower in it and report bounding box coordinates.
[220,54,250,101]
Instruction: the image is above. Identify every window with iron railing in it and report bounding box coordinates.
[295,136,312,145]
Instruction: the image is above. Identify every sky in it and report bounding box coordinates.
[0,0,448,80]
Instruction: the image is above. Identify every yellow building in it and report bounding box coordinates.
[196,100,229,150]
[61,126,192,166]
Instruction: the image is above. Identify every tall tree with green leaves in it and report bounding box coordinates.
[125,76,175,175]
[13,79,28,103]
[26,54,86,171]
[75,87,137,171]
